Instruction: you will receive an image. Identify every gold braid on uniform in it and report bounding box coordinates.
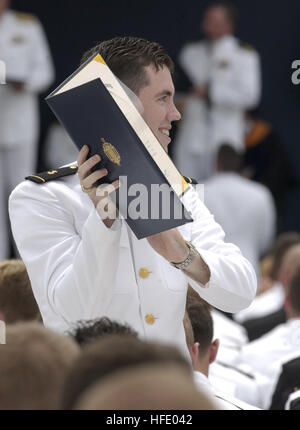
[25,165,78,184]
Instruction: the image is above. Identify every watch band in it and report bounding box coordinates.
[170,241,198,270]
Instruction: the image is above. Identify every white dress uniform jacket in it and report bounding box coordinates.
[9,171,256,355]
[234,318,300,409]
[193,371,260,410]
[203,172,276,279]
[173,36,261,181]
[0,9,55,146]
[211,308,249,365]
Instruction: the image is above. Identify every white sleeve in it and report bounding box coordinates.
[24,19,55,93]
[178,43,209,86]
[182,187,257,313]
[9,181,122,323]
[210,49,261,109]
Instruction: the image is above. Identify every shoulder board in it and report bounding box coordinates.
[217,360,255,380]
[239,41,255,51]
[14,11,37,22]
[25,165,78,184]
[183,176,198,185]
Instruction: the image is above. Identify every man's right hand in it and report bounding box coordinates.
[77,145,120,228]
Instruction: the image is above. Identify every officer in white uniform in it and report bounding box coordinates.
[9,37,256,358]
[0,0,54,258]
[233,264,300,409]
[203,145,276,279]
[173,2,261,182]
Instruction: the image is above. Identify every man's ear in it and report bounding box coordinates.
[189,342,199,367]
[0,311,5,322]
[209,338,219,364]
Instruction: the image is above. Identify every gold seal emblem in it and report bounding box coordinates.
[101,138,121,166]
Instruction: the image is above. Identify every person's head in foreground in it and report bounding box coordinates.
[61,334,192,410]
[74,363,217,410]
[0,322,80,410]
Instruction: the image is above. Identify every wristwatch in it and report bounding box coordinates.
[170,241,198,270]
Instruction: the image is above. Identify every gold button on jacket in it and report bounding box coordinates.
[145,314,155,325]
[139,268,150,279]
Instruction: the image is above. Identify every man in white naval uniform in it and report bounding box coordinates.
[0,0,54,259]
[9,37,256,357]
[204,144,276,280]
[173,1,261,181]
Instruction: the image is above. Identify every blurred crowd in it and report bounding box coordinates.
[1,236,300,410]
[0,0,300,411]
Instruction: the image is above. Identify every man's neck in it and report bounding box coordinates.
[194,359,209,378]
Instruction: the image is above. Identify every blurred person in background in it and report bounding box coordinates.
[173,0,261,182]
[234,232,300,325]
[234,265,300,409]
[0,0,54,259]
[243,110,298,232]
[43,121,79,170]
[203,144,276,280]
[236,240,300,341]
[0,259,41,323]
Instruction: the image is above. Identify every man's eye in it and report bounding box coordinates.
[158,96,168,103]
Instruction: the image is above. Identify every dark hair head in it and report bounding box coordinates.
[217,144,242,172]
[288,266,300,314]
[205,1,239,26]
[81,36,174,95]
[186,298,214,358]
[68,317,138,347]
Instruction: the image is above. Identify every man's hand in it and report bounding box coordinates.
[77,145,120,228]
[147,229,211,286]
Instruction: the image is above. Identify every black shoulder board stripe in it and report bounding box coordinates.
[25,165,78,184]
[183,176,198,185]
[216,360,255,380]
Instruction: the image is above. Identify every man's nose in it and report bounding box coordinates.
[168,102,181,122]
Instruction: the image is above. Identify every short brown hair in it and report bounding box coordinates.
[270,232,300,281]
[0,322,80,409]
[75,363,216,410]
[288,266,300,314]
[0,260,41,323]
[81,36,174,94]
[186,299,214,358]
[61,335,190,410]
